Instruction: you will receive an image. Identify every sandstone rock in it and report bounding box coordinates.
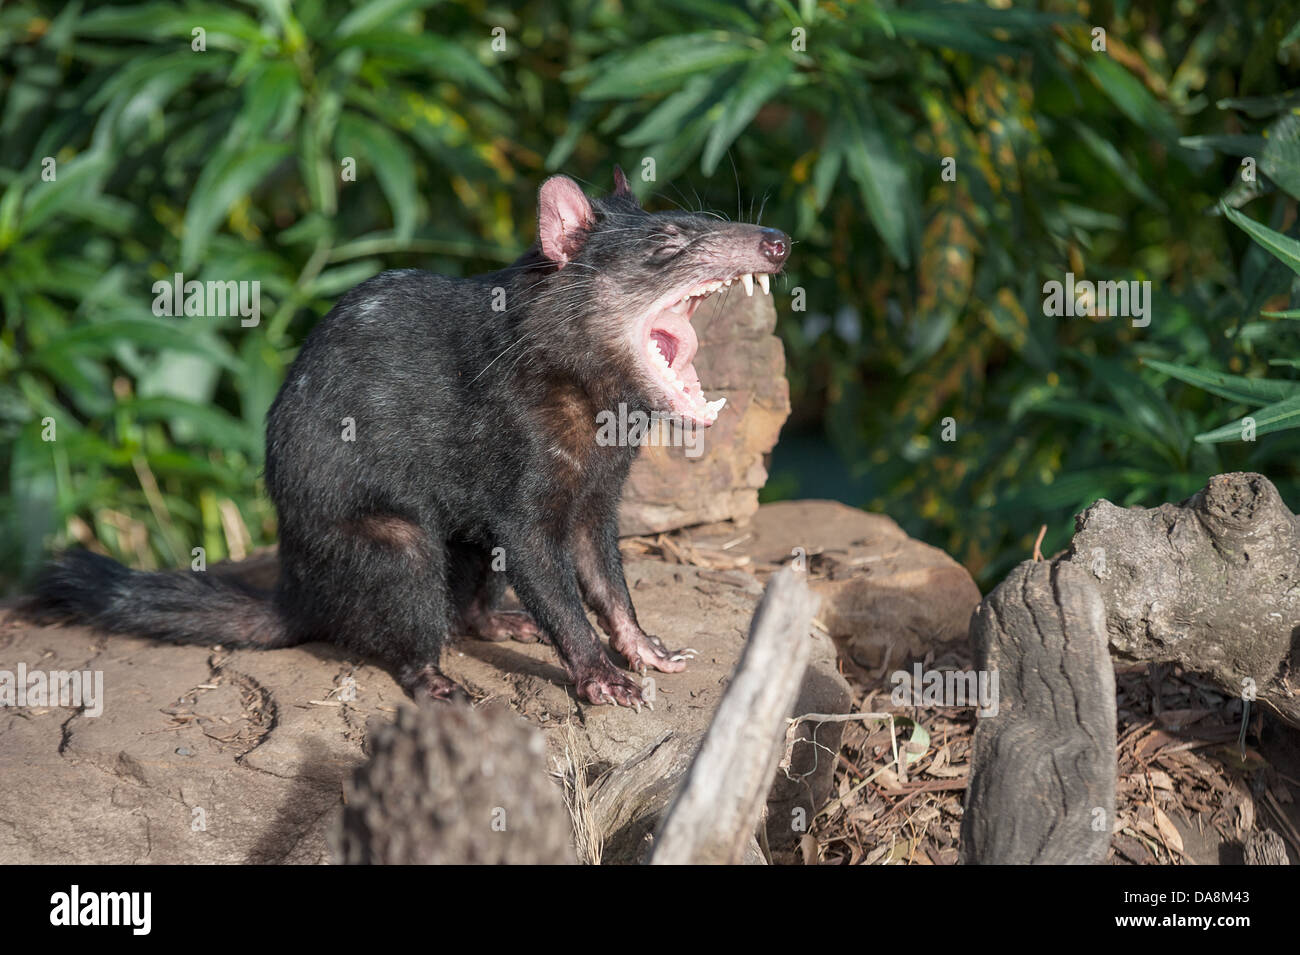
[685,500,982,670]
[619,290,790,536]
[0,554,849,864]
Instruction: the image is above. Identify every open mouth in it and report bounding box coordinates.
[640,271,775,426]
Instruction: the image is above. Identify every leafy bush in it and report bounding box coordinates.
[2,0,1299,592]
[1149,95,1300,445]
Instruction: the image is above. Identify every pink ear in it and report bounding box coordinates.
[537,176,594,267]
[612,165,631,196]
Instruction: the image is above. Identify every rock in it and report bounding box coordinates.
[684,500,982,670]
[0,497,975,864]
[0,552,851,864]
[619,290,790,536]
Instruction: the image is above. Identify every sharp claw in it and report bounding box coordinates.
[645,700,654,711]
[681,648,698,655]
[670,654,686,662]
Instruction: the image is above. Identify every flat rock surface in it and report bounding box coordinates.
[0,501,971,864]
[0,554,848,864]
[682,499,982,671]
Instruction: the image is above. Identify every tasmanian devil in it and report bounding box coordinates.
[28,168,790,708]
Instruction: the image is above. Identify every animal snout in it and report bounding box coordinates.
[758,228,789,267]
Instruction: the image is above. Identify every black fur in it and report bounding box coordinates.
[29,171,790,707]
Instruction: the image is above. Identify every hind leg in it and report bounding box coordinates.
[277,513,467,703]
[447,539,544,643]
[397,662,469,702]
[571,491,692,675]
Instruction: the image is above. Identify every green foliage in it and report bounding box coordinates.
[3,0,1300,592]
[1145,98,1300,457]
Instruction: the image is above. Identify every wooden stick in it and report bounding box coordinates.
[650,567,819,865]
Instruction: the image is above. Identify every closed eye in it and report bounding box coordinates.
[648,229,686,260]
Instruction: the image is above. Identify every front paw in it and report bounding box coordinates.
[610,629,695,676]
[573,657,648,710]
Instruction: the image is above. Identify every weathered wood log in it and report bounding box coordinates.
[650,567,818,864]
[585,732,766,864]
[333,703,575,865]
[1243,829,1289,865]
[1061,472,1300,728]
[960,560,1117,864]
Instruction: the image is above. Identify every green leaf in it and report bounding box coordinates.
[337,0,441,37]
[333,31,507,102]
[27,318,242,372]
[182,143,291,270]
[1258,112,1300,201]
[1223,202,1300,277]
[1217,92,1300,118]
[301,260,383,299]
[21,151,113,234]
[700,50,793,175]
[1178,133,1267,155]
[1195,393,1300,443]
[1084,55,1180,145]
[620,75,717,147]
[575,33,754,100]
[1071,120,1165,208]
[231,60,302,145]
[840,96,914,266]
[118,396,262,457]
[336,112,418,242]
[1143,359,1298,406]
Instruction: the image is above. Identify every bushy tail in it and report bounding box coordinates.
[25,550,297,649]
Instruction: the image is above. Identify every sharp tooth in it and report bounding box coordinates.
[741,273,753,296]
[725,278,733,286]
[758,274,770,295]
[701,396,727,419]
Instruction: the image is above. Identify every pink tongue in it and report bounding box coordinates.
[650,330,677,365]
[653,312,699,370]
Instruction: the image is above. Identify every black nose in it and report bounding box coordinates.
[759,228,789,266]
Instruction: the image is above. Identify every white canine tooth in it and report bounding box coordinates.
[741,273,753,296]
[758,274,770,295]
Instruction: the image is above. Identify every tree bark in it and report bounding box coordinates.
[650,567,818,865]
[1061,472,1300,727]
[960,559,1117,864]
